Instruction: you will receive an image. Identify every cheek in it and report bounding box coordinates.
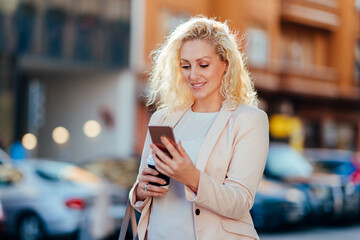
[208,69,224,84]
[181,70,190,80]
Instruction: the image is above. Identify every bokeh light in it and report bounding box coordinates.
[83,120,101,138]
[52,126,70,144]
[22,133,37,150]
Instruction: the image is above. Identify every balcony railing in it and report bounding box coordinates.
[249,59,343,98]
[281,0,340,31]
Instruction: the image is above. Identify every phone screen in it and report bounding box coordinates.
[148,126,176,158]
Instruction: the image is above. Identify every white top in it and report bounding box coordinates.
[147,108,218,240]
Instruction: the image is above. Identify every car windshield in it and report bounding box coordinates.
[0,165,23,185]
[0,149,11,166]
[34,160,100,186]
[313,161,355,175]
[303,149,355,175]
[266,144,313,178]
[35,161,72,181]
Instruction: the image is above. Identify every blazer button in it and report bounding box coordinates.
[195,209,200,215]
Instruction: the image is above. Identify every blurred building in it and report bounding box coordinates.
[134,0,360,153]
[1,0,359,161]
[0,0,136,161]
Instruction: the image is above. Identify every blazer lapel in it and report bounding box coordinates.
[196,102,234,172]
[161,103,193,127]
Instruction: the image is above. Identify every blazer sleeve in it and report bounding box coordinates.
[129,110,166,212]
[129,130,152,212]
[185,109,269,219]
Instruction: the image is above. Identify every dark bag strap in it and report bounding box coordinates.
[118,199,138,240]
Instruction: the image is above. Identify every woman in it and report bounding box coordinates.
[129,17,269,240]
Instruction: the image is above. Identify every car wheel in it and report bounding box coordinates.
[18,214,45,240]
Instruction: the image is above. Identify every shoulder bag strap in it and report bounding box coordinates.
[118,199,138,240]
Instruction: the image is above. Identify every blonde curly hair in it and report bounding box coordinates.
[147,16,258,112]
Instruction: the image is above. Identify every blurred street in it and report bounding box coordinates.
[260,223,360,240]
[0,0,360,239]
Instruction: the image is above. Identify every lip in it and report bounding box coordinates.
[191,82,206,90]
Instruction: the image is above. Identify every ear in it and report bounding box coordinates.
[224,59,229,72]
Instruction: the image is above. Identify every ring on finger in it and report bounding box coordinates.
[144,183,148,191]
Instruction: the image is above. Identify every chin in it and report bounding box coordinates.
[192,93,208,100]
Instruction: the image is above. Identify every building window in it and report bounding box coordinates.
[321,120,357,150]
[355,41,360,84]
[160,9,188,37]
[14,3,37,54]
[304,120,321,148]
[356,0,360,10]
[337,123,356,150]
[280,24,315,72]
[73,15,96,62]
[0,11,5,51]
[245,28,269,68]
[0,55,14,149]
[44,8,66,58]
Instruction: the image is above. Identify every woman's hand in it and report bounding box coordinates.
[150,137,200,193]
[135,167,168,201]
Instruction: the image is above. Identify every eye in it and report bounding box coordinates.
[181,65,190,69]
[200,64,209,68]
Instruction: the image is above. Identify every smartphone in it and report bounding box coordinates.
[148,126,176,158]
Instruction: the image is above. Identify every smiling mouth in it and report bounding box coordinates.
[191,82,206,90]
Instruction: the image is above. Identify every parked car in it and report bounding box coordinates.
[0,148,11,166]
[264,143,345,223]
[251,178,308,230]
[0,158,115,240]
[79,157,139,235]
[304,148,360,221]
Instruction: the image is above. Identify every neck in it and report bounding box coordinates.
[192,98,223,113]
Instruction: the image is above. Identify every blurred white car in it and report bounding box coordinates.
[0,148,11,166]
[0,157,115,240]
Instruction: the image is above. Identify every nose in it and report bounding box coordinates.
[189,67,200,81]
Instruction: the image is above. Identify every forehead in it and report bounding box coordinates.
[180,39,217,60]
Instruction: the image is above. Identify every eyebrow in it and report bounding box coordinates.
[180,56,211,62]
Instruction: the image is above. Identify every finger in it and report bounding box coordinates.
[138,182,168,198]
[142,167,159,176]
[139,182,167,194]
[177,141,188,157]
[161,136,181,159]
[153,153,173,176]
[146,191,167,197]
[146,184,168,193]
[151,144,172,165]
[142,175,167,186]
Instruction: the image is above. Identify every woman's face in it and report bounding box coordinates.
[180,39,227,105]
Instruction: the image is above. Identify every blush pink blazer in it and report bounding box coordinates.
[129,101,269,240]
